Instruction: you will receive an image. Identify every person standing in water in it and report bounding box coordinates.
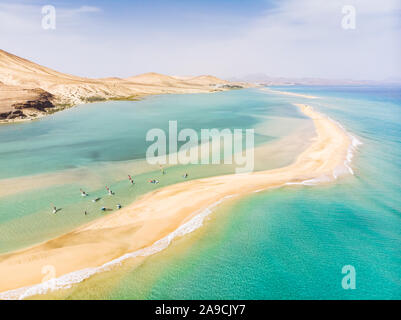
[128,175,134,185]
[52,206,57,214]
[106,186,114,195]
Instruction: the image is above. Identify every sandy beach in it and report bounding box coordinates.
[261,88,319,99]
[0,103,352,299]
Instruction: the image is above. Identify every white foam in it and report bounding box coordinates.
[0,194,237,300]
[342,134,362,176]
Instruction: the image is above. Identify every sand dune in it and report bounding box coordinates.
[0,50,248,122]
[184,75,229,85]
[126,72,186,85]
[126,72,229,87]
[0,103,353,299]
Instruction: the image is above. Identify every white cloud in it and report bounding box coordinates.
[205,0,401,80]
[0,0,399,80]
[75,6,101,13]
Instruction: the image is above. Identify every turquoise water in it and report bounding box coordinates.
[0,89,312,253]
[96,86,400,300]
[1,86,400,299]
[0,90,299,179]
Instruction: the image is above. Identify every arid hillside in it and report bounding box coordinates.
[0,49,249,122]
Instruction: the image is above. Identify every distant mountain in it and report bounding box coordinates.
[126,73,230,87]
[229,73,401,86]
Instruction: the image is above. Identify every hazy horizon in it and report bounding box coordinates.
[1,0,400,81]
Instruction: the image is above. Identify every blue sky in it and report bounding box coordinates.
[1,0,400,80]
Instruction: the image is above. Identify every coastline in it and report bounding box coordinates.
[0,50,255,124]
[0,86,255,124]
[261,88,319,99]
[0,89,220,125]
[0,102,355,299]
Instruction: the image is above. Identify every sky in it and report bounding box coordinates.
[0,0,400,81]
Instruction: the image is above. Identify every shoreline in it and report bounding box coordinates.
[1,50,253,124]
[0,85,254,125]
[0,103,354,299]
[0,89,219,125]
[261,88,319,99]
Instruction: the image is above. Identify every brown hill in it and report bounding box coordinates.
[0,49,248,122]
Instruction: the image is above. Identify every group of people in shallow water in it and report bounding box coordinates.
[51,168,189,215]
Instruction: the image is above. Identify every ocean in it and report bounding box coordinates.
[0,86,400,299]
